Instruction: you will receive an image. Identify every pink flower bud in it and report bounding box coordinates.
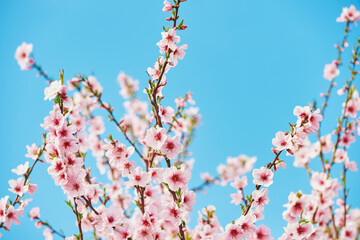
[35,221,42,228]
[271,147,277,154]
[162,0,173,12]
[179,25,188,30]
[336,198,345,207]
[337,88,345,96]
[325,164,331,171]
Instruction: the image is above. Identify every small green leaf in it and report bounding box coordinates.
[65,200,74,212]
[54,95,61,105]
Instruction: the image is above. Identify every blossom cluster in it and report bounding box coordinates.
[1,2,360,240]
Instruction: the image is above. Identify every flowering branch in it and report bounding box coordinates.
[74,198,84,240]
[32,63,53,82]
[329,41,360,171]
[4,3,360,240]
[0,137,46,230]
[32,216,66,239]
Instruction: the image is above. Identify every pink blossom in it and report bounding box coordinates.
[103,140,135,170]
[119,160,136,177]
[217,155,256,184]
[323,62,339,81]
[272,131,292,151]
[27,184,38,195]
[162,202,185,226]
[170,44,188,65]
[225,223,244,239]
[294,106,322,133]
[29,207,40,220]
[252,167,274,187]
[124,99,148,116]
[144,127,167,150]
[43,109,64,133]
[236,213,257,237]
[230,191,243,205]
[163,166,191,191]
[63,174,86,198]
[345,99,360,118]
[335,149,348,163]
[285,222,314,239]
[274,160,286,171]
[162,0,173,12]
[57,121,77,139]
[293,106,312,119]
[104,140,133,168]
[160,28,180,51]
[289,197,307,217]
[8,177,28,196]
[58,137,79,155]
[319,134,333,153]
[338,87,346,95]
[147,57,169,80]
[65,237,76,240]
[254,205,265,221]
[183,190,196,211]
[114,224,131,239]
[4,205,20,228]
[230,176,248,190]
[293,147,310,167]
[101,205,122,230]
[85,76,103,94]
[310,172,329,191]
[44,80,62,101]
[127,166,149,188]
[0,196,9,223]
[149,168,165,184]
[159,106,175,123]
[117,72,139,98]
[339,223,357,239]
[76,132,88,153]
[25,143,40,160]
[253,225,274,240]
[11,162,29,176]
[337,5,360,24]
[14,42,33,70]
[160,135,183,159]
[175,97,186,108]
[345,159,358,171]
[252,188,269,207]
[308,109,323,132]
[47,158,65,184]
[339,131,355,148]
[43,228,53,240]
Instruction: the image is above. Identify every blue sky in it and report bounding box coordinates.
[0,0,360,239]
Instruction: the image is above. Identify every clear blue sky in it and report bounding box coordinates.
[0,0,359,239]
